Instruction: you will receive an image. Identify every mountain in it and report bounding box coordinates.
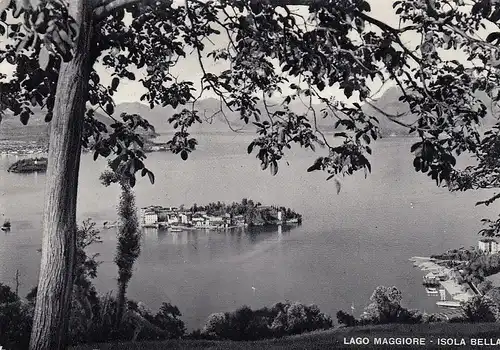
[362,86,498,136]
[114,98,249,134]
[1,86,497,149]
[0,107,49,143]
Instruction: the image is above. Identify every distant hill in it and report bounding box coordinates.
[0,107,49,143]
[1,87,497,146]
[114,98,250,134]
[362,86,498,136]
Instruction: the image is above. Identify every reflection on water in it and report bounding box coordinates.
[149,224,296,247]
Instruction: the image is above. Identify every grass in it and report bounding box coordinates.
[71,323,500,349]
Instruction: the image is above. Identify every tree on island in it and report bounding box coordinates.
[2,0,500,348]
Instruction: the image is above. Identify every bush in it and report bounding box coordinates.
[0,284,32,350]
[201,301,332,341]
[462,295,500,323]
[422,313,446,323]
[336,310,358,327]
[344,286,425,327]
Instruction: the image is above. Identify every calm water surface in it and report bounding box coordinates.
[0,134,498,329]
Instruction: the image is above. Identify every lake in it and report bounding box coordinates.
[0,134,498,330]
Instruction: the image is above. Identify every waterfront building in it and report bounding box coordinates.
[478,239,499,255]
[208,216,224,227]
[192,216,205,227]
[179,213,192,224]
[144,211,158,226]
[233,215,245,226]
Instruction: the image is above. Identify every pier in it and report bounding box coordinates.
[410,257,476,307]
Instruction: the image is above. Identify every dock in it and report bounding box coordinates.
[410,257,476,306]
[436,301,462,308]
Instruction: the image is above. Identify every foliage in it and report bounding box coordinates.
[150,303,186,339]
[1,0,493,190]
[461,295,500,323]
[100,168,142,326]
[421,313,446,324]
[201,301,332,341]
[336,310,358,327]
[357,286,423,325]
[460,252,500,286]
[486,286,500,306]
[431,248,481,263]
[0,284,32,350]
[0,283,18,304]
[188,198,301,225]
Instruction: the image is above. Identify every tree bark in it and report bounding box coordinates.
[115,279,128,328]
[29,1,93,349]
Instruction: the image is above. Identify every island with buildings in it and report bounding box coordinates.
[7,157,48,173]
[139,199,302,230]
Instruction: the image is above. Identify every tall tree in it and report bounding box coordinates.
[100,168,141,329]
[1,0,500,348]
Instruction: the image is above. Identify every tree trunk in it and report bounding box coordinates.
[29,2,93,349]
[115,280,128,328]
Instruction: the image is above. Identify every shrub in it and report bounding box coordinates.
[202,312,230,339]
[0,284,32,350]
[336,310,358,327]
[462,295,500,323]
[201,301,332,341]
[350,286,425,326]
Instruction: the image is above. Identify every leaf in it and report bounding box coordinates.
[270,161,278,176]
[38,46,50,71]
[360,0,371,12]
[486,32,500,44]
[181,150,188,160]
[344,86,353,99]
[147,170,155,184]
[247,142,255,154]
[106,103,114,115]
[20,111,29,125]
[334,179,341,194]
[111,77,119,90]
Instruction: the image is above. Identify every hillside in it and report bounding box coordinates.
[1,87,497,150]
[71,323,500,350]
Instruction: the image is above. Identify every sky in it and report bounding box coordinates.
[0,0,477,104]
[110,0,404,103]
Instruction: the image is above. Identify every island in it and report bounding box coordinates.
[8,157,48,173]
[139,199,302,229]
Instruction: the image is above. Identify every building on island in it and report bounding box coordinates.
[138,203,301,229]
[143,211,158,226]
[478,239,499,255]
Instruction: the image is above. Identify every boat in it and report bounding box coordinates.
[426,287,439,294]
[1,219,11,231]
[169,228,183,232]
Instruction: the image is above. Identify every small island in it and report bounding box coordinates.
[8,157,48,173]
[139,198,302,229]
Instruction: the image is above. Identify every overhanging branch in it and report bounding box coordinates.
[93,0,141,20]
[93,0,173,20]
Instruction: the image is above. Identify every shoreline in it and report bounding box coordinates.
[409,256,476,306]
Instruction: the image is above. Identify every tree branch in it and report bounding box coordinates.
[93,0,172,20]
